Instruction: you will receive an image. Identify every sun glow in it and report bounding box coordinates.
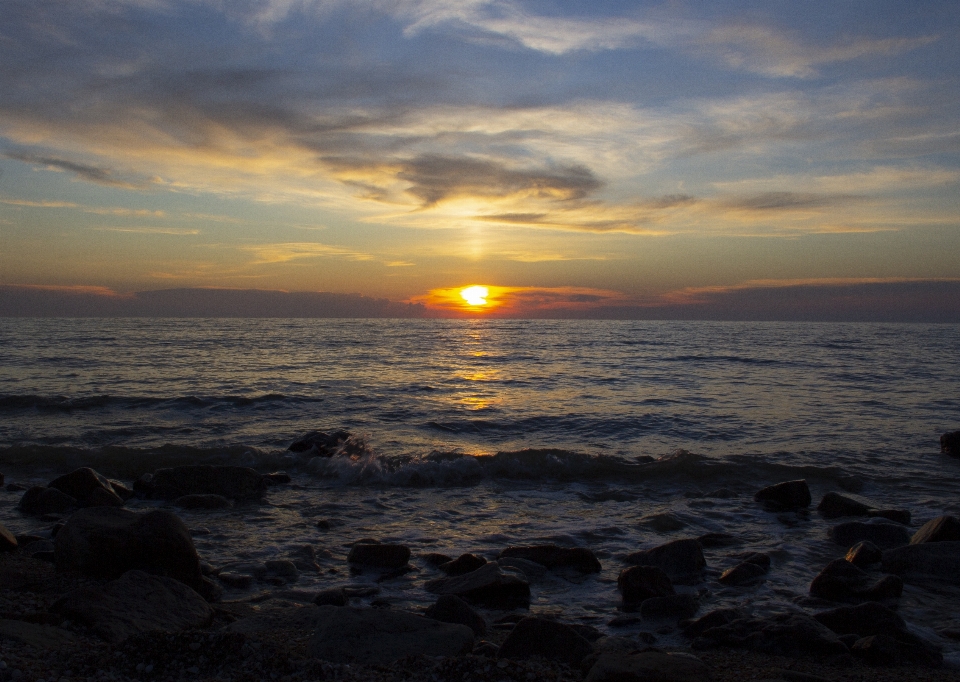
[460,285,489,306]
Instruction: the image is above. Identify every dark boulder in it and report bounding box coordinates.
[617,565,674,610]
[288,430,355,456]
[882,541,960,584]
[814,602,941,666]
[584,650,711,682]
[135,465,266,501]
[84,487,125,508]
[50,570,213,643]
[424,594,486,636]
[0,523,17,552]
[439,553,487,576]
[425,562,530,609]
[174,494,232,510]
[719,559,768,586]
[846,541,883,567]
[422,553,454,567]
[348,543,411,569]
[868,509,911,525]
[54,507,210,599]
[639,594,698,621]
[941,431,960,457]
[851,634,902,666]
[696,532,739,548]
[48,468,121,507]
[497,617,593,667]
[829,521,911,549]
[498,545,601,573]
[218,572,254,589]
[817,492,872,519]
[691,612,849,658]
[809,559,902,602]
[19,486,77,515]
[624,538,705,584]
[754,480,811,511]
[681,608,746,638]
[263,471,291,485]
[313,587,349,606]
[910,516,960,544]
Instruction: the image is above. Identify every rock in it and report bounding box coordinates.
[54,506,208,597]
[135,465,266,501]
[814,602,941,666]
[51,570,214,643]
[0,523,17,552]
[910,515,960,544]
[263,471,291,485]
[754,480,811,510]
[497,557,548,579]
[624,539,706,584]
[422,552,454,566]
[809,559,902,602]
[424,594,486,636]
[851,634,901,666]
[681,608,746,638]
[21,539,55,557]
[109,479,135,500]
[288,430,355,456]
[846,541,883,567]
[174,494,233,510]
[941,431,960,456]
[882,541,960,583]
[48,468,121,506]
[693,612,849,658]
[18,486,77,515]
[618,565,674,610]
[829,521,911,549]
[640,594,698,621]
[585,650,711,682]
[641,513,687,532]
[718,560,768,586]
[817,492,873,519]
[0,619,76,650]
[497,617,593,666]
[264,559,299,582]
[837,476,864,493]
[498,545,602,573]
[218,572,253,589]
[314,587,349,606]
[868,509,911,525]
[425,561,530,608]
[439,553,487,576]
[348,543,411,569]
[696,532,738,548]
[308,606,474,663]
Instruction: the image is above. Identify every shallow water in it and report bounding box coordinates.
[1,319,959,657]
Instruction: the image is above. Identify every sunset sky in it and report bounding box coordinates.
[1,1,959,318]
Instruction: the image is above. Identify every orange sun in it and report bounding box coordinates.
[460,285,489,306]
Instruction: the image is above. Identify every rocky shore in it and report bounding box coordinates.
[1,432,960,682]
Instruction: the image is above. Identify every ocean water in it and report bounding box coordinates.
[2,319,960,655]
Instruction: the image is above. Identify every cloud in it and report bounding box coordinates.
[411,284,632,317]
[1,199,81,208]
[241,242,374,264]
[721,192,865,212]
[93,226,199,235]
[2,151,141,188]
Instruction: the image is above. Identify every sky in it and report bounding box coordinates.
[1,0,959,319]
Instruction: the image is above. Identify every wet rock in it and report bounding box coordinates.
[809,559,902,602]
[882,541,960,584]
[109,479,135,500]
[829,520,911,549]
[348,542,411,569]
[696,532,739,548]
[218,572,253,589]
[51,569,214,643]
[754,480,811,511]
[21,539,55,557]
[641,513,687,532]
[692,612,849,658]
[718,553,770,586]
[84,486,125,507]
[498,544,602,573]
[263,471,291,485]
[174,494,233,510]
[868,509,911,525]
[54,506,209,598]
[264,559,299,582]
[0,523,17,552]
[851,634,901,666]
[288,430,355,456]
[0,618,76,650]
[608,614,643,628]
[681,608,746,638]
[497,617,593,666]
[813,602,941,666]
[584,650,711,682]
[639,594,698,621]
[18,486,77,515]
[941,430,960,457]
[425,561,530,609]
[838,476,864,493]
[817,492,873,519]
[440,553,487,576]
[910,515,960,544]
[48,467,122,507]
[625,539,706,584]
[6,482,25,491]
[618,565,674,611]
[135,465,267,501]
[497,557,548,580]
[422,552,454,566]
[313,587,349,606]
[424,594,486,636]
[845,541,883,567]
[308,606,474,663]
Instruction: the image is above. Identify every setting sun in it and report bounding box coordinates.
[460,286,489,306]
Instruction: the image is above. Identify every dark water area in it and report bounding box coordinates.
[2,319,959,659]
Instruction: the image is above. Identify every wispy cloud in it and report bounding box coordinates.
[2,151,141,188]
[241,242,374,264]
[93,226,199,235]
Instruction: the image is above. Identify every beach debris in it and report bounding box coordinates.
[754,479,811,511]
[425,561,530,608]
[814,602,942,666]
[617,565,674,611]
[845,541,882,567]
[424,594,487,636]
[718,552,770,586]
[809,558,902,602]
[624,538,706,584]
[347,541,411,569]
[133,465,267,501]
[882,540,960,584]
[585,649,711,682]
[498,544,602,573]
[829,520,911,549]
[497,616,593,666]
[910,515,960,544]
[50,570,214,643]
[439,552,487,576]
[941,430,960,456]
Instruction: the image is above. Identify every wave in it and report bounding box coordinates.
[0,393,322,412]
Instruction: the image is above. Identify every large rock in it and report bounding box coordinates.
[625,539,705,584]
[174,494,232,510]
[809,559,902,602]
[135,465,266,501]
[18,486,77,515]
[617,565,674,610]
[817,492,873,518]
[497,617,593,666]
[691,612,848,658]
[348,542,411,569]
[814,602,942,666]
[0,523,17,552]
[54,506,210,598]
[50,570,213,643]
[829,521,911,549]
[941,431,960,457]
[309,606,474,663]
[48,468,124,507]
[882,541,960,584]
[289,430,361,457]
[640,594,698,621]
[424,594,486,636]
[845,541,882,567]
[910,516,960,544]
[718,553,770,586]
[498,545,601,573]
[754,480,811,510]
[585,650,711,682]
[439,553,487,576]
[424,561,530,608]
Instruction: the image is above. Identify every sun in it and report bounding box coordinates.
[460,285,489,306]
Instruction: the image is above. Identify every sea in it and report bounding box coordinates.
[2,318,959,659]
